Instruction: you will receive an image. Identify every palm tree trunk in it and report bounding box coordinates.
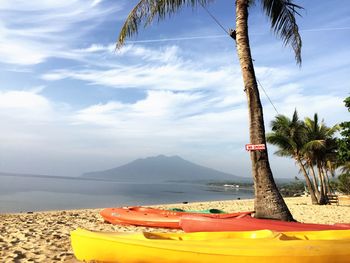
[235,0,294,221]
[296,157,318,204]
[323,167,331,193]
[317,163,328,204]
[308,160,321,200]
[321,167,330,194]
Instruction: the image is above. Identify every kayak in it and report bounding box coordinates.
[71,228,350,263]
[180,215,350,232]
[100,206,252,228]
[169,207,226,213]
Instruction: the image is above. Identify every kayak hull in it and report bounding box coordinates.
[71,228,350,263]
[100,206,252,228]
[180,215,350,232]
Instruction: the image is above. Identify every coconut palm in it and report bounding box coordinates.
[117,0,303,221]
[321,137,339,193]
[268,111,340,205]
[303,114,340,204]
[266,110,318,204]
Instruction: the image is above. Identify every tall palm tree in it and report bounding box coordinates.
[320,137,338,193]
[117,0,303,221]
[303,114,340,204]
[268,112,341,205]
[266,110,318,204]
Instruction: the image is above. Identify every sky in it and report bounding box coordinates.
[0,0,349,178]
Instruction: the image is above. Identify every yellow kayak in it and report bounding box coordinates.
[71,228,350,263]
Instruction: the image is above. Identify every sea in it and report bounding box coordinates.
[0,173,254,213]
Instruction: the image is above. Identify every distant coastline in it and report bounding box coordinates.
[0,174,254,213]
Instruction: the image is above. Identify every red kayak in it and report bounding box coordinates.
[180,215,350,232]
[100,206,252,229]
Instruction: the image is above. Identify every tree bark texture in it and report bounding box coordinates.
[317,164,328,204]
[235,0,294,221]
[308,160,321,199]
[296,158,318,204]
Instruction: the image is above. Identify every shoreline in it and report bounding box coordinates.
[1,196,350,262]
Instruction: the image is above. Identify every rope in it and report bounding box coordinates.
[199,3,279,114]
[256,78,279,114]
[199,2,231,36]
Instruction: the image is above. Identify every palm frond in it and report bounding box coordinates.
[340,162,350,174]
[270,114,290,132]
[291,108,299,123]
[303,139,326,151]
[267,133,291,147]
[274,148,293,157]
[261,0,303,65]
[326,123,341,136]
[117,0,213,48]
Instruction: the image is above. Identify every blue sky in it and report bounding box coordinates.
[0,0,349,178]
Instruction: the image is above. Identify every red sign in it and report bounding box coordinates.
[245,144,266,151]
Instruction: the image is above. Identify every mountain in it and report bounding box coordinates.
[82,155,251,183]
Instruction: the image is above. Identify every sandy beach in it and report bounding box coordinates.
[1,196,350,262]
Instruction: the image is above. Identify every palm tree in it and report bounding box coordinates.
[320,137,338,193]
[303,114,340,204]
[268,112,341,205]
[266,110,318,204]
[116,0,303,221]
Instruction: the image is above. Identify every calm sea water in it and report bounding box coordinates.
[0,174,254,213]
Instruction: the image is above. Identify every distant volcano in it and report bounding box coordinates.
[82,155,251,183]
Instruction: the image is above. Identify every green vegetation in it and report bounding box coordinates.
[277,181,305,197]
[332,97,350,195]
[337,97,350,173]
[332,173,350,195]
[267,96,350,205]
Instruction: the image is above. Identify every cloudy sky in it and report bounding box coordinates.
[0,0,349,178]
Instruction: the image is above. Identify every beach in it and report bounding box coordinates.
[1,196,350,262]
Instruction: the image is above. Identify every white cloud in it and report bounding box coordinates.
[72,89,249,147]
[42,64,231,91]
[91,0,104,7]
[277,94,347,126]
[78,44,115,53]
[0,90,51,113]
[0,1,123,65]
[0,37,49,66]
[42,44,246,95]
[74,90,206,126]
[122,45,182,63]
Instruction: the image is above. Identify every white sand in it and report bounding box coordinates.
[1,196,349,262]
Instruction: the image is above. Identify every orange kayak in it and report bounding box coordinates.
[180,215,350,232]
[100,206,253,229]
